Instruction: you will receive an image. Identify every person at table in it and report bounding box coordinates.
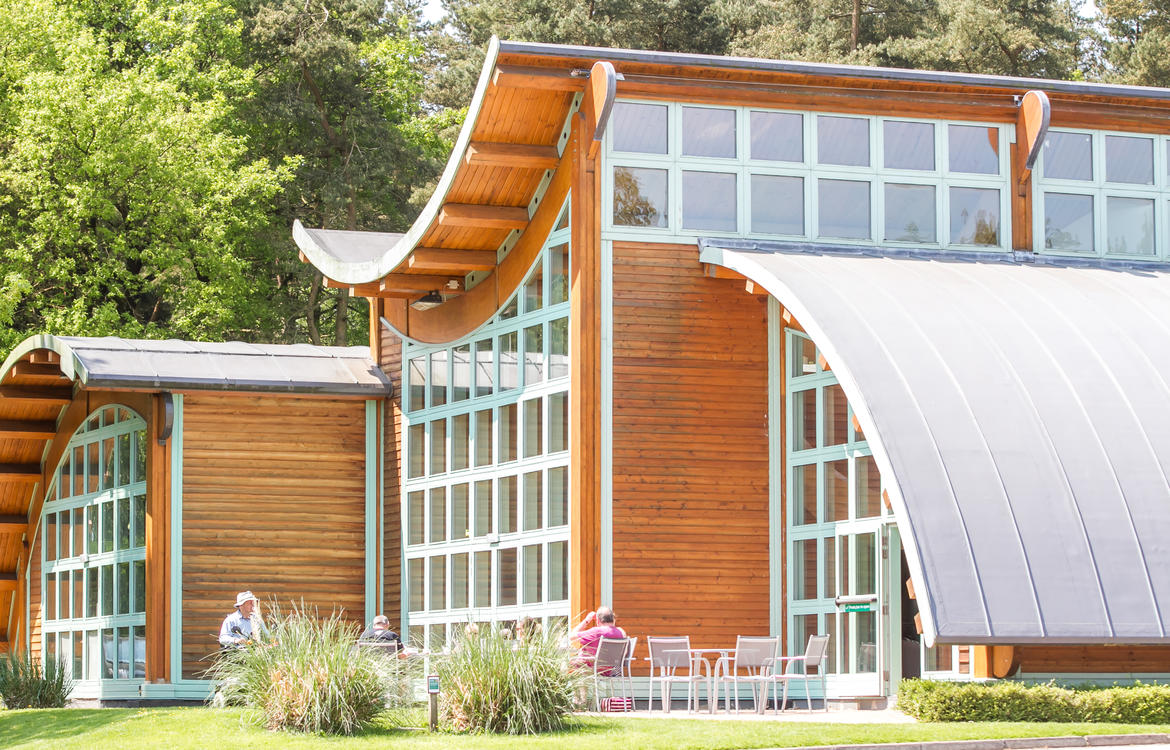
[359,614,403,653]
[571,606,625,659]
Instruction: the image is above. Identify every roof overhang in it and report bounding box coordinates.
[701,240,1170,646]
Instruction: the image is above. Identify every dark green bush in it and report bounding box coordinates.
[0,650,74,709]
[898,678,1170,723]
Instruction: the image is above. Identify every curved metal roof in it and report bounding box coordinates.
[2,336,392,396]
[701,240,1170,645]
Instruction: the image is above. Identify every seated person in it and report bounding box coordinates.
[571,606,625,664]
[219,591,267,648]
[360,614,403,652]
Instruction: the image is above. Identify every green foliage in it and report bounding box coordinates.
[206,606,414,735]
[434,623,588,735]
[898,679,1170,723]
[0,651,75,709]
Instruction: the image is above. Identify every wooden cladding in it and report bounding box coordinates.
[609,241,770,670]
[465,141,559,170]
[179,393,369,680]
[379,343,403,631]
[1016,644,1170,674]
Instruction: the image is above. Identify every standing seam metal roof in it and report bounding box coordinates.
[700,239,1170,645]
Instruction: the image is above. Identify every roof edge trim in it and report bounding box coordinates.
[698,241,943,648]
[0,335,84,386]
[293,36,505,285]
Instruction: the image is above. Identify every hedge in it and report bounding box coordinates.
[897,679,1170,723]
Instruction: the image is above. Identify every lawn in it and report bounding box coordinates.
[2,708,1169,750]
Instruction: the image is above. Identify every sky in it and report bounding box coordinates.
[423,0,444,22]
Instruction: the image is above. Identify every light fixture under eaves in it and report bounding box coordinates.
[410,290,444,311]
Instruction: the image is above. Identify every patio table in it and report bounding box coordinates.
[651,648,729,713]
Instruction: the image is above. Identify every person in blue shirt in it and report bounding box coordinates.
[219,591,266,648]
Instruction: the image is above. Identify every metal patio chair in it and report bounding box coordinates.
[771,634,830,712]
[646,636,710,712]
[590,636,633,712]
[712,636,780,713]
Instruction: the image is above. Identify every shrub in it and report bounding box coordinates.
[898,678,1170,723]
[206,605,412,734]
[434,622,589,734]
[0,650,74,709]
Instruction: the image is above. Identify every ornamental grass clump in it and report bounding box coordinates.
[0,650,74,709]
[435,622,587,735]
[207,605,411,735]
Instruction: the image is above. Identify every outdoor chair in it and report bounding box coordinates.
[590,636,633,712]
[771,634,830,712]
[646,636,711,712]
[713,636,780,713]
[624,635,638,684]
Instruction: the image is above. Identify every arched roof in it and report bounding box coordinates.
[701,239,1170,646]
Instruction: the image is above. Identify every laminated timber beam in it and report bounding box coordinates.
[0,420,56,440]
[27,350,59,365]
[408,248,497,273]
[0,515,27,535]
[9,362,66,379]
[464,141,560,170]
[0,573,16,593]
[0,464,41,482]
[0,386,72,406]
[493,65,581,92]
[439,203,529,230]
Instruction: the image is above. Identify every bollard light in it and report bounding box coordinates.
[427,674,440,731]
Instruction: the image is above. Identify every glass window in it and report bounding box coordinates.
[682,171,737,232]
[1044,193,1094,252]
[429,487,446,543]
[948,125,999,175]
[682,106,736,158]
[612,102,668,154]
[855,455,883,518]
[59,510,71,559]
[549,318,569,380]
[549,541,568,601]
[473,339,493,397]
[1107,197,1155,255]
[429,351,448,408]
[825,460,849,522]
[817,116,869,167]
[793,539,817,600]
[523,398,542,459]
[46,513,56,562]
[497,548,517,606]
[407,423,425,479]
[1106,135,1154,185]
[499,332,518,392]
[751,175,803,236]
[823,385,849,447]
[549,392,568,453]
[499,404,517,463]
[499,476,517,534]
[613,167,668,227]
[791,337,816,377]
[101,502,113,553]
[409,356,426,411]
[132,496,145,548]
[452,344,471,402]
[408,559,424,612]
[549,467,568,527]
[452,553,469,609]
[474,551,492,607]
[524,324,543,385]
[117,497,130,550]
[429,556,447,611]
[523,471,543,531]
[549,243,569,305]
[793,463,816,525]
[451,414,470,472]
[793,389,816,451]
[408,491,425,545]
[451,484,470,541]
[1043,132,1093,181]
[524,262,543,313]
[884,183,936,243]
[474,481,492,537]
[751,111,802,162]
[429,419,447,475]
[883,121,934,171]
[474,409,493,467]
[117,562,130,615]
[523,544,542,604]
[818,180,870,239]
[499,294,518,320]
[950,187,1000,246]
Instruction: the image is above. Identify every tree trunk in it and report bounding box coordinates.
[334,186,358,346]
[852,0,861,51]
[308,270,322,346]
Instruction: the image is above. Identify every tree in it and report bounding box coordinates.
[0,0,293,354]
[1100,0,1170,85]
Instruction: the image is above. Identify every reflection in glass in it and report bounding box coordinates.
[523,471,543,531]
[1043,132,1093,180]
[793,463,816,525]
[429,487,446,543]
[791,336,816,377]
[612,102,668,154]
[1106,135,1154,184]
[409,358,426,410]
[498,548,517,607]
[499,475,517,533]
[132,497,145,548]
[408,558,424,611]
[500,295,518,319]
[1107,196,1155,255]
[1044,193,1094,251]
[429,351,448,408]
[948,125,999,174]
[452,552,469,609]
[133,625,145,678]
[883,121,934,171]
[499,403,517,463]
[499,332,518,392]
[825,460,849,522]
[87,568,98,617]
[884,183,936,243]
[613,167,668,227]
[523,544,542,604]
[523,397,542,458]
[549,392,568,453]
[452,344,470,402]
[117,561,129,615]
[88,442,99,492]
[682,107,736,158]
[817,116,869,166]
[117,497,130,550]
[854,611,878,673]
[524,324,543,385]
[101,629,114,678]
[408,491,425,545]
[58,513,70,559]
[856,534,877,594]
[101,502,114,553]
[751,111,803,162]
[474,409,493,467]
[474,480,492,537]
[818,179,870,239]
[473,339,493,397]
[549,243,569,305]
[452,483,469,540]
[452,413,470,471]
[949,187,1000,246]
[407,423,424,479]
[855,455,883,518]
[825,536,837,601]
[793,539,817,600]
[794,388,816,450]
[525,261,543,313]
[793,614,819,663]
[549,466,568,527]
[823,385,849,446]
[474,551,492,607]
[46,513,56,561]
[118,432,131,485]
[429,555,446,611]
[430,418,447,475]
[549,317,568,380]
[549,541,568,601]
[751,175,803,235]
[682,171,737,231]
[46,574,56,620]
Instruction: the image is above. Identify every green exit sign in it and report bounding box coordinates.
[843,603,874,613]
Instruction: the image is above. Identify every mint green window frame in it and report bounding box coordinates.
[785,330,892,679]
[41,404,148,686]
[604,101,1012,251]
[401,199,571,651]
[1034,128,1170,259]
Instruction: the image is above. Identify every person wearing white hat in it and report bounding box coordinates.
[218,590,266,648]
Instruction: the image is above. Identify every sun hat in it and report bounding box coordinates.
[235,591,259,608]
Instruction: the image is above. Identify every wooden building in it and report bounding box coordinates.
[9,38,1170,703]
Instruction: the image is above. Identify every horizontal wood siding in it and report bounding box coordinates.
[611,241,770,668]
[180,393,369,679]
[379,342,403,636]
[1018,645,1170,673]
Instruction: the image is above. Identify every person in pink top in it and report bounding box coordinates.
[571,606,625,658]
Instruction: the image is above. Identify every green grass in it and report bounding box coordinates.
[1,708,1169,749]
